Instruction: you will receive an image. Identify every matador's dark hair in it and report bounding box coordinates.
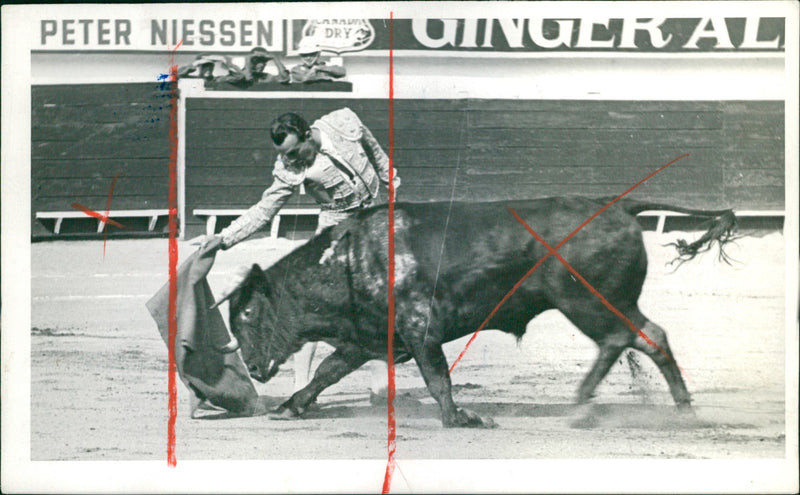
[270,112,310,146]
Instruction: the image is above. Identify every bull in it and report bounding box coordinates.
[214,196,736,428]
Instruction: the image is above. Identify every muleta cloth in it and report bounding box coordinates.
[146,247,265,418]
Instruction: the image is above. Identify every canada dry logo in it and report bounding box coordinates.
[298,19,375,54]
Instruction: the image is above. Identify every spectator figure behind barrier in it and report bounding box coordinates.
[290,39,347,83]
[217,47,289,87]
[177,54,239,82]
[202,108,400,411]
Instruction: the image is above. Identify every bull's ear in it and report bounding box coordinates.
[246,264,269,294]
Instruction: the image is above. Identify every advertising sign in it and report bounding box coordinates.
[36,14,784,54]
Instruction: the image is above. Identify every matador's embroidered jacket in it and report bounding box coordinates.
[220,107,400,248]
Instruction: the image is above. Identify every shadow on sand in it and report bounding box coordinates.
[194,392,736,431]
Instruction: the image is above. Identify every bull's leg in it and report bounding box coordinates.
[409,338,496,428]
[631,319,693,411]
[576,342,628,404]
[270,344,369,420]
[559,306,634,404]
[396,303,496,428]
[569,339,628,428]
[292,342,317,393]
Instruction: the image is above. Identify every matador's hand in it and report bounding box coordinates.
[200,235,224,253]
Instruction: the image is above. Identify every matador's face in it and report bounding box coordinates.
[275,132,317,168]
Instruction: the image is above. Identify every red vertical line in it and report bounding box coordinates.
[167,42,182,467]
[102,173,121,259]
[382,11,396,495]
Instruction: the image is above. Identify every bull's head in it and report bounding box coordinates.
[212,264,288,383]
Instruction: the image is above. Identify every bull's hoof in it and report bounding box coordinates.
[446,408,498,429]
[676,402,695,417]
[268,400,306,420]
[675,404,698,425]
[268,407,302,421]
[569,402,599,429]
[569,413,599,429]
[267,398,319,419]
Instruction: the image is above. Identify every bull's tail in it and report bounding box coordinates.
[611,198,739,268]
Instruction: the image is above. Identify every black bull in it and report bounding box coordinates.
[217,196,736,428]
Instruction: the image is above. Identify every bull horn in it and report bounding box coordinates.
[217,335,240,353]
[209,293,232,310]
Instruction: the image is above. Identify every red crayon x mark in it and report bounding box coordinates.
[449,153,690,373]
[71,172,125,258]
[507,207,671,360]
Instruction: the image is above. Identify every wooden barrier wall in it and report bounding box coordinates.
[31,83,172,236]
[30,84,784,239]
[184,97,783,237]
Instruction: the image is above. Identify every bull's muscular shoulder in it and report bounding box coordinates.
[316,107,362,141]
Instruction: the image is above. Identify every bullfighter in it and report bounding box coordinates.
[203,107,401,408]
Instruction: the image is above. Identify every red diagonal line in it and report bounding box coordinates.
[448,258,547,373]
[70,202,125,229]
[449,154,688,373]
[508,207,669,357]
[558,154,689,249]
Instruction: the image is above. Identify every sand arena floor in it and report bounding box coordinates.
[30,229,788,465]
